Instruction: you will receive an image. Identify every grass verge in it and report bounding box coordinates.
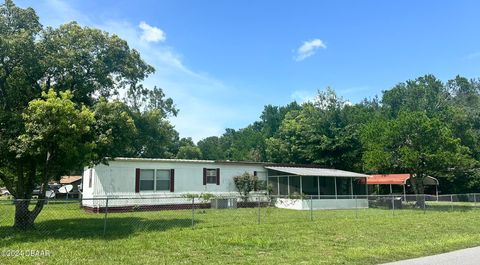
[1,201,480,264]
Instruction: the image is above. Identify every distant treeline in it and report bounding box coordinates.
[190,75,480,194]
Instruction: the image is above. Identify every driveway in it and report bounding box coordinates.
[381,246,480,265]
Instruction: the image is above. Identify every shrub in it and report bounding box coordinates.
[233,172,260,201]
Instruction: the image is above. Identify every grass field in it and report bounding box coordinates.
[1,200,480,265]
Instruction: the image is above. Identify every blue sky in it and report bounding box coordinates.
[16,0,480,142]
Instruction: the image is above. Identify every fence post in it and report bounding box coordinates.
[310,195,313,221]
[423,194,426,214]
[103,198,109,236]
[450,195,454,212]
[391,195,395,216]
[191,197,195,228]
[257,197,261,224]
[474,193,476,209]
[355,195,358,219]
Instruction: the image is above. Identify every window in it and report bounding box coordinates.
[156,170,171,191]
[139,169,171,192]
[140,169,155,191]
[206,169,217,184]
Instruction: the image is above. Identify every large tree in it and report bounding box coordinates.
[198,136,226,160]
[381,74,450,119]
[10,90,95,228]
[379,74,480,193]
[361,111,475,204]
[266,88,375,171]
[0,0,177,229]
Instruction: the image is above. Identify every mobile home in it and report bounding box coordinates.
[82,158,369,211]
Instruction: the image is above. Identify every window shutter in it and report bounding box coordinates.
[253,171,257,177]
[216,168,220,185]
[135,168,140,193]
[170,169,175,192]
[203,168,207,185]
[88,169,93,188]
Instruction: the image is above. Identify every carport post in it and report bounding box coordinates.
[300,176,303,195]
[103,198,109,236]
[474,193,477,208]
[391,194,395,216]
[451,195,454,211]
[350,178,354,199]
[334,177,338,199]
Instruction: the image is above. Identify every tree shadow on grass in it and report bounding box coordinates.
[397,202,477,212]
[425,205,476,212]
[0,216,198,247]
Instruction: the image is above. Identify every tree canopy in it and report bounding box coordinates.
[362,111,475,195]
[0,0,180,229]
[197,75,480,194]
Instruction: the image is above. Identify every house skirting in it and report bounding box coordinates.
[82,201,269,213]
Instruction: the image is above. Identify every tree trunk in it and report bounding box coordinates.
[13,200,35,230]
[410,175,426,208]
[13,199,46,230]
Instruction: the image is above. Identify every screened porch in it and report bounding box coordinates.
[266,166,369,199]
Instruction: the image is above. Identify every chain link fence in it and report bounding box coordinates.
[1,193,479,237]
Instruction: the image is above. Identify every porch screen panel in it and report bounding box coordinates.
[353,177,367,195]
[302,176,318,196]
[289,177,301,195]
[269,177,279,195]
[336,177,351,197]
[319,177,335,199]
[278,177,288,196]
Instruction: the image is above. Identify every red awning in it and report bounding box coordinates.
[367,174,411,185]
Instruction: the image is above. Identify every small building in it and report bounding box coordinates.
[81,158,369,211]
[60,176,82,189]
[59,175,82,198]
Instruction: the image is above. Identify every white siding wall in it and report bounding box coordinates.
[85,160,266,198]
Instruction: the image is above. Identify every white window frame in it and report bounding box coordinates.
[206,168,217,184]
[139,169,171,192]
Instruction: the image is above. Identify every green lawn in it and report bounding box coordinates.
[1,200,480,265]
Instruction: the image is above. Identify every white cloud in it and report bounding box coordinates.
[139,21,166,43]
[295,39,326,61]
